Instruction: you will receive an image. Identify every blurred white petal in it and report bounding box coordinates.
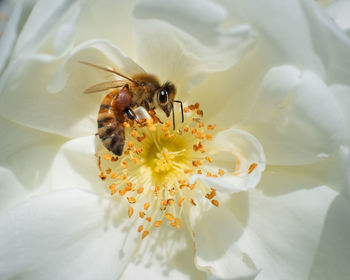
[241,65,344,165]
[0,189,139,280]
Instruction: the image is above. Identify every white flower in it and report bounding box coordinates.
[1,0,350,280]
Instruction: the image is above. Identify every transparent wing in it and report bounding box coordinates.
[83,81,125,94]
[80,61,138,84]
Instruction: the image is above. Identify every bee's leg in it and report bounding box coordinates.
[124,107,142,124]
[124,107,136,121]
[142,100,150,111]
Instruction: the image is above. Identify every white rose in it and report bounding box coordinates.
[0,0,350,280]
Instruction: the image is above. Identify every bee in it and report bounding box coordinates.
[80,61,184,156]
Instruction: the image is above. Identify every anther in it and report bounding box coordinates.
[154,220,162,227]
[103,153,112,161]
[144,202,150,210]
[211,200,219,207]
[165,213,174,222]
[128,206,134,217]
[127,197,136,204]
[248,163,258,174]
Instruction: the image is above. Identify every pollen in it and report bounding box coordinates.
[96,102,223,239]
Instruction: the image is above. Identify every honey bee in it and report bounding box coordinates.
[80,61,184,156]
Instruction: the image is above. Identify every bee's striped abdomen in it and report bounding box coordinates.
[97,91,128,156]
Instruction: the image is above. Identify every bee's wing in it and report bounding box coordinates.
[79,61,138,84]
[83,81,125,94]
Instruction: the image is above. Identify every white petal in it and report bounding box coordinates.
[120,227,205,280]
[73,1,136,58]
[0,40,143,138]
[0,0,33,72]
[133,0,255,94]
[324,0,350,34]
[189,201,258,279]
[48,135,104,192]
[220,0,350,86]
[0,189,140,280]
[233,181,348,280]
[331,84,350,145]
[0,116,61,164]
[13,0,78,56]
[308,194,350,280]
[241,65,344,165]
[0,167,29,214]
[53,5,81,56]
[189,128,265,193]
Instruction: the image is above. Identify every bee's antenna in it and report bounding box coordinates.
[174,100,184,123]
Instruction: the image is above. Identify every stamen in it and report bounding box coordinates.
[97,102,223,239]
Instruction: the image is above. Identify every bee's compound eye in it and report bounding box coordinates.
[158,89,168,105]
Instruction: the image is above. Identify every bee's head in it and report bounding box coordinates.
[155,82,176,117]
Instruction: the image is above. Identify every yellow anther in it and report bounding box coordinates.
[103,153,112,161]
[128,206,134,217]
[144,202,150,210]
[154,220,162,227]
[99,172,107,181]
[184,169,192,174]
[141,230,149,239]
[167,199,175,206]
[178,197,185,207]
[248,163,258,174]
[135,147,143,154]
[190,198,197,206]
[211,200,219,207]
[218,169,225,176]
[205,134,213,141]
[110,172,118,179]
[119,189,126,196]
[139,211,145,218]
[137,187,144,194]
[131,129,137,137]
[111,156,118,162]
[207,124,216,130]
[132,157,140,165]
[109,184,116,195]
[165,213,174,222]
[184,125,189,132]
[123,122,130,128]
[121,161,128,169]
[128,141,134,148]
[127,197,136,204]
[205,156,213,163]
[146,217,152,222]
[205,188,216,200]
[138,225,144,232]
[169,188,175,196]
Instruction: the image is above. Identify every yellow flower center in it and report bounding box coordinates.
[96,102,221,239]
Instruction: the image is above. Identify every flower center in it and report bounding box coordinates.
[97,102,221,239]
